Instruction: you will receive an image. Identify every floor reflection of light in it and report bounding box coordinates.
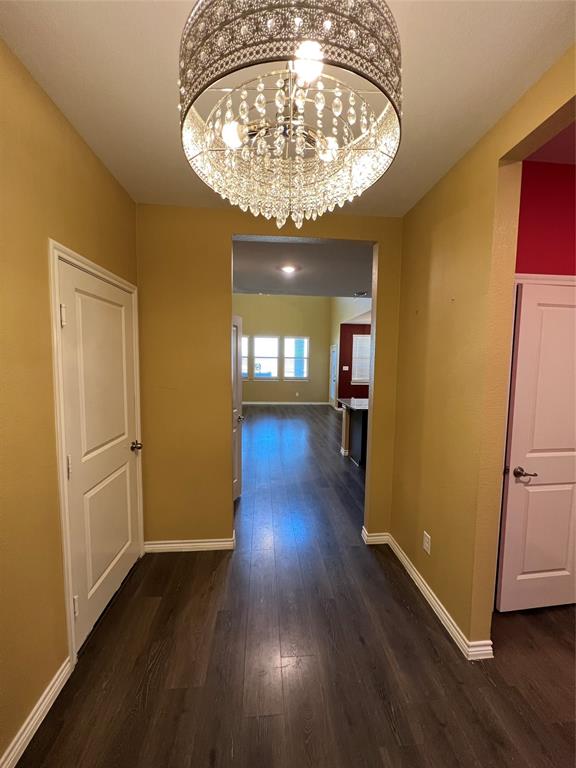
[245,419,312,463]
[290,516,315,547]
[259,529,275,549]
[241,408,352,551]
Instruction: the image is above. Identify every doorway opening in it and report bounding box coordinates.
[490,106,575,651]
[231,235,376,540]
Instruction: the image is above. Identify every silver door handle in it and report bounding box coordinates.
[130,441,143,452]
[513,466,537,479]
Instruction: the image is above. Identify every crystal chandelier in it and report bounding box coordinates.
[179,1,402,228]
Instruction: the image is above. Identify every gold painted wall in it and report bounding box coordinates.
[232,294,331,403]
[3,27,572,759]
[0,41,136,754]
[137,206,403,545]
[392,46,575,641]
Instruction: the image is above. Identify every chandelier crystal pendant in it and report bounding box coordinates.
[179,0,402,228]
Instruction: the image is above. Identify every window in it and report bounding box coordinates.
[242,336,249,379]
[254,336,279,379]
[351,334,371,384]
[284,337,309,379]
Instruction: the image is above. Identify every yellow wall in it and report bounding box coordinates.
[392,46,575,641]
[137,206,403,544]
[2,26,573,760]
[0,41,136,754]
[232,294,331,403]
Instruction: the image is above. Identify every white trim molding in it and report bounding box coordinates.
[50,239,137,292]
[0,658,72,768]
[515,273,576,286]
[242,401,331,406]
[144,533,236,553]
[361,528,391,545]
[361,528,493,661]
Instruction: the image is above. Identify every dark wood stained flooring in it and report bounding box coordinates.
[18,405,575,767]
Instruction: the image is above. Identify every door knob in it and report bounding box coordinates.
[513,466,537,479]
[130,441,143,452]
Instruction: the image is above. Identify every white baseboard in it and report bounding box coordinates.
[243,401,331,406]
[361,528,391,545]
[361,527,493,661]
[144,532,236,553]
[0,657,72,768]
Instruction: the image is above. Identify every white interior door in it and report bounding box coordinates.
[330,344,338,406]
[232,316,243,500]
[59,259,142,648]
[497,282,576,611]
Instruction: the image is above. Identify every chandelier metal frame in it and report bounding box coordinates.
[179,0,402,227]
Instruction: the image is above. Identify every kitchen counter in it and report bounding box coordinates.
[338,398,369,411]
[338,398,369,467]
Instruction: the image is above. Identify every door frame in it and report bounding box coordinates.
[232,315,243,500]
[48,239,144,665]
[496,271,576,608]
[329,343,339,409]
[515,273,576,286]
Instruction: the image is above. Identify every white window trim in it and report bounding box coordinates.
[351,333,371,385]
[253,335,280,381]
[241,334,250,380]
[283,336,310,381]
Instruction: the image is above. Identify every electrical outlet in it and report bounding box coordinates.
[423,531,431,555]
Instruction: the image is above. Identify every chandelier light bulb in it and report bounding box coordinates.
[318,136,339,163]
[179,1,402,229]
[221,121,245,150]
[293,40,324,86]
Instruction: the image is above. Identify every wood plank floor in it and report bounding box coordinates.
[18,405,575,767]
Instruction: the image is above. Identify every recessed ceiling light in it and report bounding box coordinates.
[281,265,297,274]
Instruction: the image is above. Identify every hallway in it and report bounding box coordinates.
[18,406,575,767]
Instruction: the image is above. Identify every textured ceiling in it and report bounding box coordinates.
[0,1,574,216]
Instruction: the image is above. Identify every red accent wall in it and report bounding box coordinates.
[516,161,576,275]
[338,324,371,399]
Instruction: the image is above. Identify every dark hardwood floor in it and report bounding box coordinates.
[18,405,575,767]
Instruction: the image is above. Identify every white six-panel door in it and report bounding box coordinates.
[497,282,576,611]
[59,258,142,648]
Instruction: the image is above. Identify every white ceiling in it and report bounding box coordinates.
[0,1,574,216]
[233,237,374,296]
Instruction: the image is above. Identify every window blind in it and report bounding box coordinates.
[351,334,371,384]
